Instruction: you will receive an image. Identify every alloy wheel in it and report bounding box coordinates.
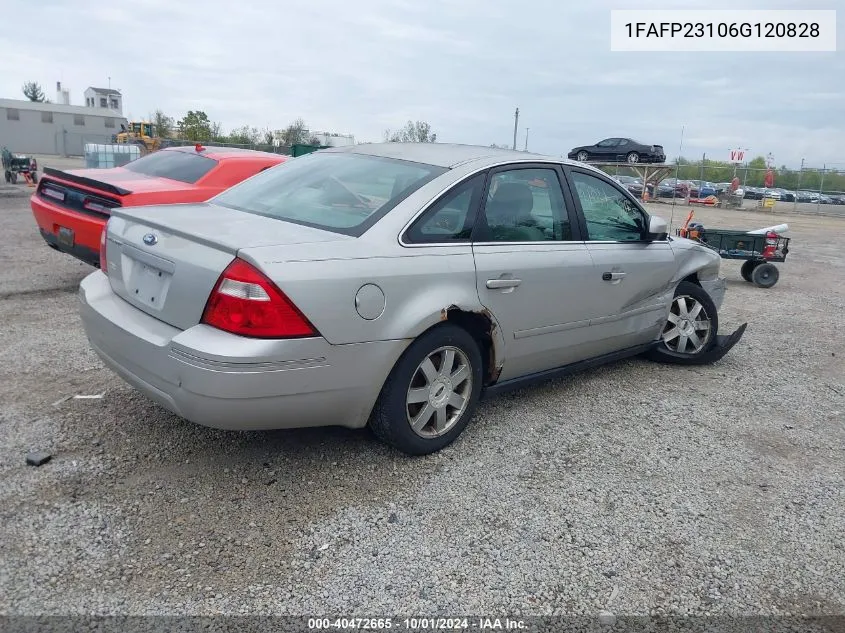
[405,346,473,438]
[662,295,711,354]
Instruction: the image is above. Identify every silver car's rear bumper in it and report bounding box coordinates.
[79,271,405,431]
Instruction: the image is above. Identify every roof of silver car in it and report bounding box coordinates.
[322,142,567,168]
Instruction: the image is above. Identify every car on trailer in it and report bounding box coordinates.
[568,138,665,164]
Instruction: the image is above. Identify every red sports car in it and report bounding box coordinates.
[31,145,286,267]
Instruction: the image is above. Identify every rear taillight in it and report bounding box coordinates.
[83,198,114,214]
[201,258,317,339]
[99,228,108,273]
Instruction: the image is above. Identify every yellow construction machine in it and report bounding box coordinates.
[113,121,164,153]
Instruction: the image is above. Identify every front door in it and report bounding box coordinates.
[472,165,600,381]
[565,167,677,351]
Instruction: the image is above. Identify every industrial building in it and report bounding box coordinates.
[0,97,127,157]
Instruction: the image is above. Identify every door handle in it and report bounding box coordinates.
[486,278,522,289]
[602,272,626,281]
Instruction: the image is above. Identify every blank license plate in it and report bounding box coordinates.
[131,263,168,307]
[57,226,74,248]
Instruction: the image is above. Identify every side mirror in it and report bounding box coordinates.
[647,215,668,240]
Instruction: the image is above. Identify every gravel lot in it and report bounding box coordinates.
[0,191,843,618]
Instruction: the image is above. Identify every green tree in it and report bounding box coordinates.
[278,118,313,146]
[22,81,46,102]
[151,109,174,138]
[385,120,437,143]
[177,110,213,141]
[226,125,262,145]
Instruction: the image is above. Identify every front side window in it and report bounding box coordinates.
[405,173,485,243]
[597,138,617,147]
[123,150,218,184]
[569,171,646,242]
[477,168,572,242]
[214,152,446,236]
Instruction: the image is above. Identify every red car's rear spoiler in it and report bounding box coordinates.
[42,167,132,197]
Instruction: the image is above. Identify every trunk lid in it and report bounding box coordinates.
[104,202,351,330]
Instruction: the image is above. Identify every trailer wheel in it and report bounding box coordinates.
[751,263,779,288]
[740,260,760,282]
[9,172,17,184]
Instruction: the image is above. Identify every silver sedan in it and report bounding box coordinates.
[80,143,746,455]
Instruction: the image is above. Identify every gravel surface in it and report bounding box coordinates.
[0,196,843,618]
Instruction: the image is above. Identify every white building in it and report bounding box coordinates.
[83,87,123,114]
[0,98,127,156]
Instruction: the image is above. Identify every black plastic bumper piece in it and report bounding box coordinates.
[646,323,748,366]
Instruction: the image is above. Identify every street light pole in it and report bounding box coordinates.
[524,127,530,152]
[512,108,519,151]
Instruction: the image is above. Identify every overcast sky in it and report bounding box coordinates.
[1,0,842,167]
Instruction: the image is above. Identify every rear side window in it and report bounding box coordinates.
[213,152,446,236]
[124,150,218,184]
[404,173,485,243]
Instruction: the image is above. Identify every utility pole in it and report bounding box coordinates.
[512,108,519,151]
[793,157,804,213]
[524,127,530,152]
[818,163,826,213]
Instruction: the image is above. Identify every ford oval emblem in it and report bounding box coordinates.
[142,233,158,246]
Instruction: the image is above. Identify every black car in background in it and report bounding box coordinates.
[568,138,666,164]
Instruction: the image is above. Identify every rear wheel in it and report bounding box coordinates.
[646,281,718,363]
[751,262,779,288]
[369,324,483,456]
[740,260,759,282]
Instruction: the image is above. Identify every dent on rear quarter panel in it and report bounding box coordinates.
[253,248,509,386]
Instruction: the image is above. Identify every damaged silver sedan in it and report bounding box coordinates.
[79,143,746,455]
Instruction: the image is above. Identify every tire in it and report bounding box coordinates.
[9,172,17,184]
[29,172,38,184]
[646,281,719,363]
[751,262,779,288]
[626,152,640,164]
[740,260,759,282]
[576,151,589,162]
[369,323,483,456]
[3,170,10,183]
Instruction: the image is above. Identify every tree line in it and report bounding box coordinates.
[670,156,845,192]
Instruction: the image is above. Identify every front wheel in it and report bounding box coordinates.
[369,324,483,456]
[576,151,589,162]
[646,281,719,363]
[626,152,640,163]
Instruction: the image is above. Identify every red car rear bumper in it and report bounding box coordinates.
[30,193,106,267]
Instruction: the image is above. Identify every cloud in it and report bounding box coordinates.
[1,0,842,166]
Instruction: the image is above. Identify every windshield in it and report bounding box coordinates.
[123,150,218,184]
[213,152,446,236]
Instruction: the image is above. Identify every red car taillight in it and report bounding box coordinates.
[201,258,317,339]
[99,229,108,274]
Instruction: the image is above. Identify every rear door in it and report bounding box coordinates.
[563,167,676,351]
[471,164,600,381]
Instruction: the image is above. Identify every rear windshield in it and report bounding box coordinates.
[123,150,218,184]
[213,152,446,236]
